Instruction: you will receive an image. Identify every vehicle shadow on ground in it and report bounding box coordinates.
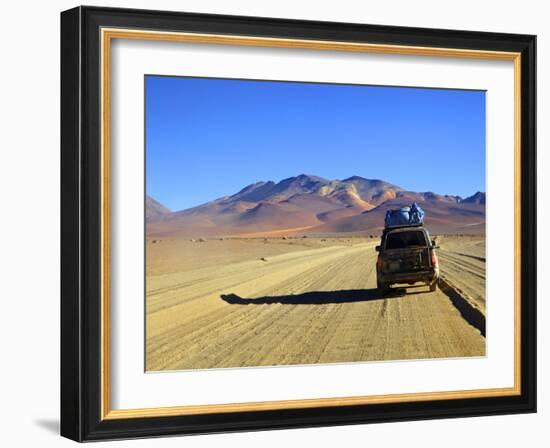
[220,287,429,305]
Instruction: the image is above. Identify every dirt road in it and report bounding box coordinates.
[146,239,485,371]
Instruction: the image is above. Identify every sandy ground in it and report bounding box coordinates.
[146,236,486,371]
[438,235,486,314]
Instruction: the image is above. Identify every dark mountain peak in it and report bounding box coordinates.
[280,174,329,185]
[233,180,273,195]
[422,191,438,200]
[228,180,277,203]
[269,174,329,197]
[395,191,461,204]
[342,176,386,184]
[146,195,171,221]
[463,191,486,204]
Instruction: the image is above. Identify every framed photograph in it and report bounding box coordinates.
[60,6,536,441]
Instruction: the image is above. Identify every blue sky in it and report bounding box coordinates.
[146,75,485,211]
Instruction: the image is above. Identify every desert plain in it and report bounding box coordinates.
[145,234,486,371]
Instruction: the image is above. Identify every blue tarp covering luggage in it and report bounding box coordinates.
[384,203,425,228]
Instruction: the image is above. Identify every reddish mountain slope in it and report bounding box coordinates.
[146,175,485,237]
[145,196,171,221]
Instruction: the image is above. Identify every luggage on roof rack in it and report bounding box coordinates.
[384,203,425,229]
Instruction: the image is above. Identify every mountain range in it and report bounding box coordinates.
[146,174,485,237]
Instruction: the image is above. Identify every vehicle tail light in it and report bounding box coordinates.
[377,256,383,270]
[431,250,438,267]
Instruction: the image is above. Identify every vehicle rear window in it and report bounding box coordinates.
[385,231,427,249]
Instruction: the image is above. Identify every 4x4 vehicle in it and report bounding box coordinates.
[375,226,439,293]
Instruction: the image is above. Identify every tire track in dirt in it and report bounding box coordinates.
[146,241,485,371]
[147,244,374,370]
[438,248,486,314]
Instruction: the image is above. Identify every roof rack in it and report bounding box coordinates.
[384,203,425,229]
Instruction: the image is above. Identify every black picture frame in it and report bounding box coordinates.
[61,5,536,442]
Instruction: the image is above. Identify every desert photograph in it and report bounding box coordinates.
[145,76,486,371]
